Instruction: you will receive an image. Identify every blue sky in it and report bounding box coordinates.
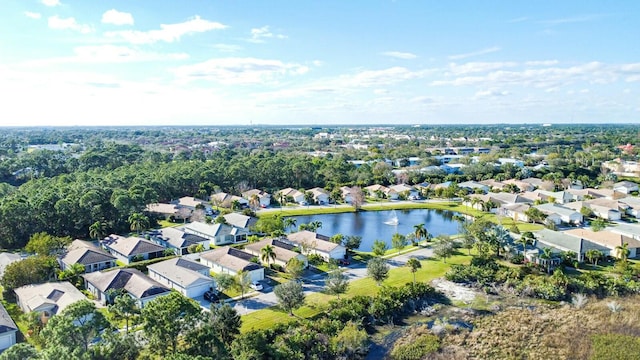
[1,0,639,126]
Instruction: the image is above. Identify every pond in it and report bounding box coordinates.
[292,209,460,252]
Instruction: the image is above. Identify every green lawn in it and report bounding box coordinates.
[240,253,473,332]
[257,206,355,218]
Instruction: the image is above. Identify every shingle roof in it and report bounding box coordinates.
[82,268,170,299]
[286,231,343,253]
[223,213,257,229]
[0,252,22,278]
[534,229,608,254]
[152,227,206,248]
[564,228,640,249]
[245,238,303,263]
[200,247,262,272]
[14,281,86,315]
[102,235,165,257]
[0,302,17,334]
[147,258,213,288]
[61,240,116,267]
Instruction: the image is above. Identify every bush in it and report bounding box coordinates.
[390,334,440,360]
[510,254,525,264]
[308,254,325,265]
[270,263,284,272]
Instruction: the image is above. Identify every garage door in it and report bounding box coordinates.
[0,332,15,351]
[186,281,214,298]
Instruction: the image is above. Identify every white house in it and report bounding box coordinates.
[210,192,249,208]
[222,213,258,230]
[60,240,117,273]
[0,253,22,279]
[565,199,622,221]
[613,181,639,194]
[458,181,490,194]
[277,188,306,204]
[535,203,583,225]
[242,189,271,208]
[389,184,419,199]
[183,221,249,246]
[364,184,395,199]
[147,257,216,299]
[14,281,86,317]
[172,196,211,211]
[285,231,347,261]
[83,268,171,308]
[564,228,640,259]
[0,303,17,351]
[101,235,167,265]
[200,247,264,283]
[619,196,640,218]
[308,187,330,205]
[148,227,210,255]
[244,238,308,268]
[340,186,354,204]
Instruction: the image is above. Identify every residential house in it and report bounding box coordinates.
[479,179,507,192]
[0,303,17,351]
[200,247,264,283]
[340,186,354,204]
[458,181,490,194]
[101,234,167,265]
[222,213,258,231]
[534,203,583,225]
[564,228,640,259]
[618,196,640,218]
[308,187,330,205]
[82,268,171,308]
[502,179,535,192]
[242,189,271,208]
[211,192,249,208]
[497,158,524,168]
[148,227,210,255]
[501,203,532,223]
[173,196,212,211]
[607,222,640,241]
[183,221,249,246]
[564,199,622,221]
[14,281,86,317]
[613,181,639,194]
[277,188,306,204]
[244,238,308,268]
[521,178,556,191]
[0,253,22,279]
[364,184,396,200]
[144,203,182,219]
[464,193,532,211]
[534,229,608,262]
[147,257,216,298]
[285,231,347,261]
[59,240,117,273]
[389,184,419,199]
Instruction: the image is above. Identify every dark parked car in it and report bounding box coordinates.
[204,288,219,302]
[339,259,350,266]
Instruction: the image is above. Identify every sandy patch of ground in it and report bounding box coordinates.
[431,278,478,303]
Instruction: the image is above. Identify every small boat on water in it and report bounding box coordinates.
[384,209,399,226]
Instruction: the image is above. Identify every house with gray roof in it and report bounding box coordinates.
[244,238,308,268]
[534,229,609,262]
[82,268,170,308]
[222,213,258,230]
[148,257,215,299]
[285,231,347,261]
[148,227,209,255]
[14,281,86,318]
[0,253,22,279]
[60,240,116,273]
[534,203,583,225]
[0,303,18,351]
[101,234,166,265]
[183,221,249,246]
[200,247,264,283]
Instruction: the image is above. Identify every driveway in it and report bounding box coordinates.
[230,247,434,315]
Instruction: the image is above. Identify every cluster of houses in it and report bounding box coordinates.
[0,208,347,351]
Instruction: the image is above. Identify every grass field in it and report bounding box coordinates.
[240,252,473,332]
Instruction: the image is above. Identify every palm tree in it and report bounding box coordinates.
[413,223,428,245]
[585,249,603,266]
[88,220,106,240]
[471,197,483,211]
[309,221,323,232]
[515,232,535,256]
[249,194,260,211]
[261,245,276,268]
[406,258,422,284]
[615,242,630,263]
[283,218,297,233]
[128,212,149,234]
[539,247,554,273]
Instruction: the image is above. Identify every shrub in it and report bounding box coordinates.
[308,254,325,265]
[590,334,640,360]
[510,254,525,264]
[390,334,440,360]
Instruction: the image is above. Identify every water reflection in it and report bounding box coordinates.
[292,209,460,251]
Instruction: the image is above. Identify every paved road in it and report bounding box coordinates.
[231,246,435,315]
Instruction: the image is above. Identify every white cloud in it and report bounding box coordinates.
[525,60,559,66]
[102,9,134,26]
[338,67,431,87]
[24,12,42,19]
[449,62,517,75]
[41,0,61,7]
[474,89,510,98]
[105,16,226,44]
[312,60,323,67]
[173,57,308,85]
[48,16,92,34]
[212,44,242,53]
[540,14,602,25]
[382,51,418,60]
[249,26,287,43]
[72,45,188,62]
[449,46,501,60]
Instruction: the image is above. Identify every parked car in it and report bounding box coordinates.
[339,259,350,266]
[250,282,263,291]
[204,288,218,302]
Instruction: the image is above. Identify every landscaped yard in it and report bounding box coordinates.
[240,252,473,332]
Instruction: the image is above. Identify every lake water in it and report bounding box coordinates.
[292,209,460,252]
